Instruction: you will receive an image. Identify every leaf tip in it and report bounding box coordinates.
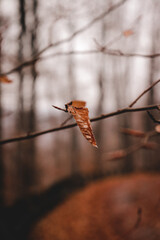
[93,144,98,148]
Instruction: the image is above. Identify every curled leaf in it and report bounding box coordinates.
[65,101,97,148]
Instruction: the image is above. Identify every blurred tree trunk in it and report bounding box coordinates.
[0,17,4,205]
[67,21,79,175]
[18,0,26,123]
[30,0,38,130]
[17,0,26,128]
[112,58,133,173]
[147,1,158,106]
[14,0,26,199]
[120,59,133,173]
[110,6,135,174]
[25,0,38,187]
[94,20,106,176]
[144,0,160,170]
[15,0,38,198]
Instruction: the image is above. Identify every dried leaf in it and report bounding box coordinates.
[0,76,13,84]
[123,29,134,37]
[65,101,97,148]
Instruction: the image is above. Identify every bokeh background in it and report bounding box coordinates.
[0,0,160,211]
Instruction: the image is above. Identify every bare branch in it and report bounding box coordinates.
[40,49,160,60]
[52,105,67,112]
[34,0,128,57]
[0,104,159,145]
[105,50,160,58]
[2,50,160,76]
[105,142,144,161]
[120,128,146,137]
[147,111,160,124]
[142,141,159,150]
[60,115,73,127]
[129,79,160,107]
[105,128,159,161]
[0,76,160,145]
[0,0,127,76]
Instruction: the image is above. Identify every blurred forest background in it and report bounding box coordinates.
[0,0,160,208]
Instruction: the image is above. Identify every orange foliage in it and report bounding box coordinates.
[29,173,160,240]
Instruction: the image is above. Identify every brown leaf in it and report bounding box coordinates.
[0,76,13,84]
[123,29,134,37]
[65,101,97,148]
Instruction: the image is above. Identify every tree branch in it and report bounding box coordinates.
[34,0,128,57]
[1,0,160,77]
[147,111,160,124]
[0,104,159,145]
[129,79,160,107]
[105,129,159,161]
[2,50,160,76]
[0,0,127,76]
[52,105,67,112]
[1,75,160,145]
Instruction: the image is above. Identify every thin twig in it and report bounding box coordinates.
[105,142,143,161]
[120,128,146,137]
[105,127,159,161]
[52,105,67,112]
[2,50,160,76]
[129,79,160,107]
[38,49,160,60]
[147,111,160,124]
[1,75,160,145]
[60,115,73,127]
[0,104,159,145]
[34,0,128,57]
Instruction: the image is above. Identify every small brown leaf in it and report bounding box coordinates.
[65,101,97,148]
[0,76,13,84]
[123,29,134,37]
